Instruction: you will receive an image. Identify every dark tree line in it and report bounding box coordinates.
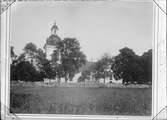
[111,47,152,84]
[10,43,45,82]
[79,47,152,84]
[11,41,152,84]
[11,38,86,82]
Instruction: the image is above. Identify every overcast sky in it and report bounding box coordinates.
[11,1,153,61]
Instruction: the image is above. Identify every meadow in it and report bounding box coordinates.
[10,86,152,115]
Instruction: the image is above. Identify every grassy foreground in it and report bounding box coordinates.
[10,86,151,115]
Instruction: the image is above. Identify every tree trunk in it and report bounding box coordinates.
[103,77,105,84]
[58,77,61,85]
[65,75,68,82]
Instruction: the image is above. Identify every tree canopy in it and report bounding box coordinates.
[23,42,37,54]
[111,47,152,84]
[58,38,87,82]
[10,41,152,84]
[93,53,113,83]
[12,61,41,82]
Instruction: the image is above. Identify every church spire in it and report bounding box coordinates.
[51,21,59,35]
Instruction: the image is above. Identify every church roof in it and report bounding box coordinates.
[46,34,61,46]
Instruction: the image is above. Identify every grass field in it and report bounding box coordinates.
[10,86,152,115]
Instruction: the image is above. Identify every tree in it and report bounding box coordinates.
[78,70,91,82]
[14,61,41,82]
[40,59,55,80]
[111,47,143,84]
[140,49,152,83]
[35,48,47,70]
[10,64,18,81]
[23,42,38,65]
[59,38,87,82]
[23,42,37,54]
[51,50,59,63]
[16,42,38,66]
[93,53,113,83]
[12,44,48,82]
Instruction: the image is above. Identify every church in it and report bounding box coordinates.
[44,22,61,61]
[43,22,85,83]
[42,22,120,84]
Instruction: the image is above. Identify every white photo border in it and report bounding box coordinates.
[1,0,166,120]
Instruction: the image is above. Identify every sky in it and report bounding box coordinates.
[11,0,153,61]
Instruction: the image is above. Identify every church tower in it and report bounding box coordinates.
[51,22,59,35]
[44,22,61,60]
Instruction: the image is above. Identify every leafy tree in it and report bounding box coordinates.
[59,38,87,82]
[78,70,91,82]
[23,42,37,54]
[111,47,143,84]
[35,48,46,70]
[51,50,60,63]
[140,49,152,83]
[40,59,55,79]
[14,61,41,82]
[11,45,47,82]
[17,42,38,65]
[23,42,38,65]
[93,53,113,83]
[10,64,18,81]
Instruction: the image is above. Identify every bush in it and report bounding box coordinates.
[11,61,43,82]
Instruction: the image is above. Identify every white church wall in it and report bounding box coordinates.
[45,45,57,60]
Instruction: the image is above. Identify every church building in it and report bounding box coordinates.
[44,22,61,61]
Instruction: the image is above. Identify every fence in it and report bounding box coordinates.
[10,81,150,88]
